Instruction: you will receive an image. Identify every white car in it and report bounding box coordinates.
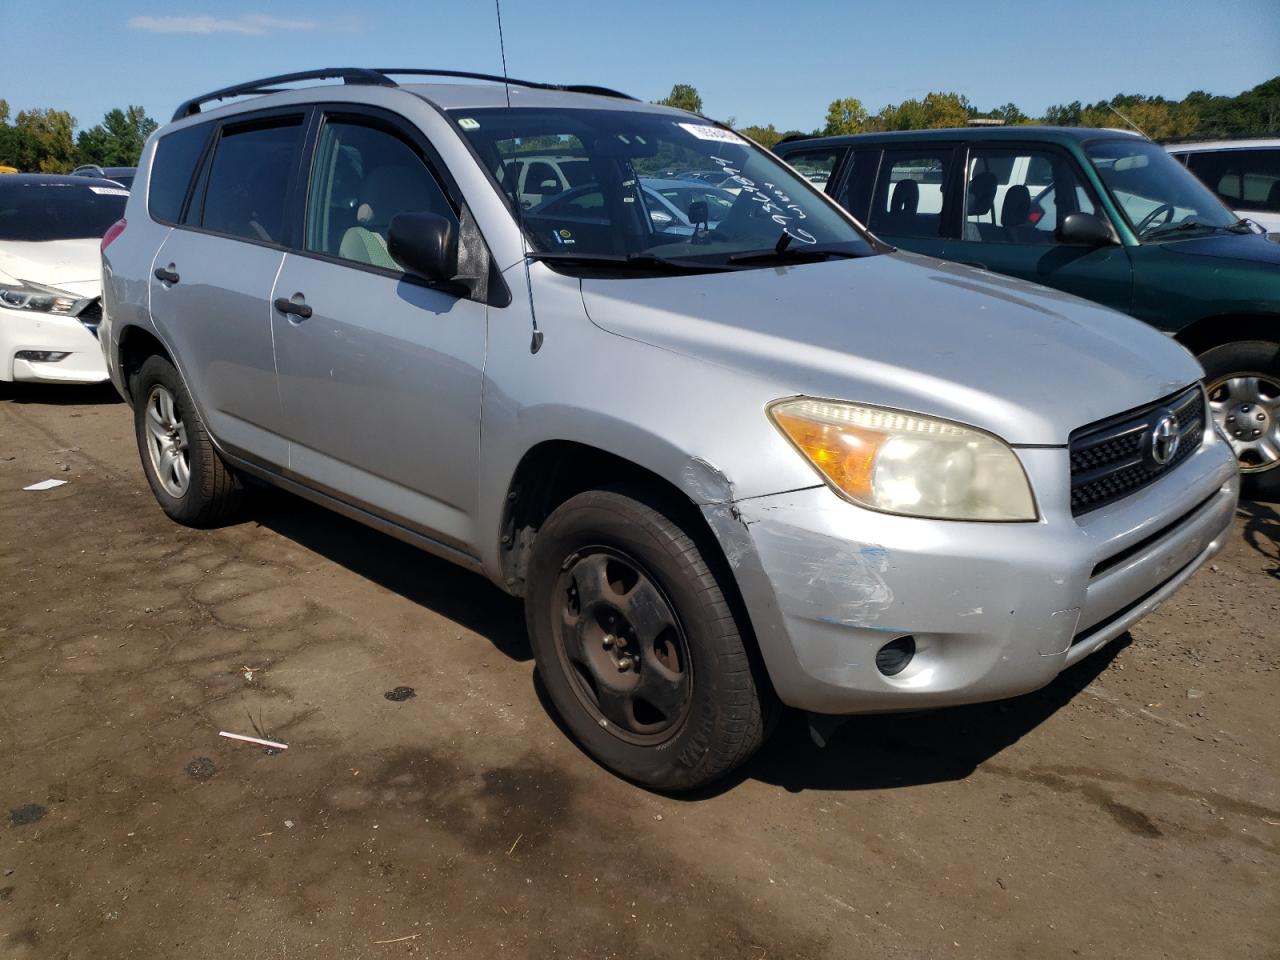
[1167,139,1280,233]
[0,174,126,384]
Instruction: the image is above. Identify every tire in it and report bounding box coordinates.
[1198,340,1280,502]
[132,354,242,526]
[525,487,771,791]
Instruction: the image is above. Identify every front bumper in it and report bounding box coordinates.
[705,426,1239,714]
[0,306,108,384]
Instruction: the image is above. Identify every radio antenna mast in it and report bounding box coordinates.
[494,0,543,353]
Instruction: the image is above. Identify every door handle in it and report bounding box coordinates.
[274,296,313,320]
[153,265,180,284]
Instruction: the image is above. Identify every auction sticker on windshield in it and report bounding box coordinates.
[677,123,746,144]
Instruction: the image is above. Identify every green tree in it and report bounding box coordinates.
[989,102,1029,125]
[1042,101,1083,126]
[739,123,782,148]
[823,97,868,136]
[10,108,77,172]
[656,84,703,114]
[76,106,158,167]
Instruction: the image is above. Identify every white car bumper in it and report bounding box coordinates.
[0,304,108,384]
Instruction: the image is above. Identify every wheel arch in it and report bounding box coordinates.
[1173,313,1280,357]
[116,324,174,404]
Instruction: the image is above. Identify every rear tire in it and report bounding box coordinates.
[1199,340,1280,502]
[132,355,242,526]
[525,487,770,791]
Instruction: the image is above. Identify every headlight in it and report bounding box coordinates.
[0,282,80,315]
[769,398,1037,521]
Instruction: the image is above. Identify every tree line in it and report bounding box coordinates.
[3,75,1276,174]
[0,101,158,173]
[657,76,1280,148]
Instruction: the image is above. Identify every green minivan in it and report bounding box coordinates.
[776,127,1280,499]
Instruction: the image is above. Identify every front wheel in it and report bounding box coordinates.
[1200,340,1280,502]
[525,488,771,791]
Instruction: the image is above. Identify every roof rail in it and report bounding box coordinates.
[172,67,396,121]
[172,66,636,121]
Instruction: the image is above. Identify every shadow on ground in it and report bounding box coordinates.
[246,486,530,662]
[0,381,121,406]
[1237,499,1279,579]
[245,483,1128,796]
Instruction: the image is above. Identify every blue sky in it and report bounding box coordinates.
[4,0,1278,134]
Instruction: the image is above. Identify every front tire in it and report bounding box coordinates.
[1199,340,1280,502]
[525,488,770,791]
[132,355,242,526]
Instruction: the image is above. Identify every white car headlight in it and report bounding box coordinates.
[0,282,80,315]
[769,398,1038,521]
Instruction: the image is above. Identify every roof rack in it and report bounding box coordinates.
[172,67,636,122]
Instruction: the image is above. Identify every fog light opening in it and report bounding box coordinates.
[876,635,916,677]
[16,351,71,363]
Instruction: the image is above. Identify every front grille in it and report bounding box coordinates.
[1069,385,1205,516]
[75,298,102,338]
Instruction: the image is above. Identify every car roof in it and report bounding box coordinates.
[0,173,126,188]
[776,126,1148,151]
[1166,138,1280,152]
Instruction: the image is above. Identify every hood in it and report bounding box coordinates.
[579,252,1203,446]
[1157,229,1280,266]
[0,239,103,296]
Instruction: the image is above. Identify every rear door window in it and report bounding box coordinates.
[1185,148,1280,213]
[963,146,1098,243]
[868,149,955,239]
[148,123,211,224]
[196,117,305,244]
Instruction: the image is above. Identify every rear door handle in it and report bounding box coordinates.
[274,296,313,320]
[153,265,180,284]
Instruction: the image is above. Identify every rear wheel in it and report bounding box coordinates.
[132,355,242,526]
[1200,340,1280,502]
[525,487,770,791]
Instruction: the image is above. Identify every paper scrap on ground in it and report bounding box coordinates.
[219,731,289,751]
[23,479,67,491]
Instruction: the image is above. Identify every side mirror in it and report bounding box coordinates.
[1056,211,1115,246]
[388,212,458,282]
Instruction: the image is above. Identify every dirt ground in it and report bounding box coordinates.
[1,382,1277,960]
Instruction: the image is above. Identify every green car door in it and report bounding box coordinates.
[943,142,1134,314]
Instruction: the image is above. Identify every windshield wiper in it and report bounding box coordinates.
[527,251,731,273]
[1142,219,1243,240]
[725,245,866,265]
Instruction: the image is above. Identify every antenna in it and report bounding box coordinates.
[1107,103,1150,139]
[494,0,543,354]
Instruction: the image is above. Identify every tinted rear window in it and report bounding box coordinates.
[198,118,304,244]
[0,181,128,241]
[148,124,210,223]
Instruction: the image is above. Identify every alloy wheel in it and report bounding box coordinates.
[1208,373,1280,474]
[144,384,191,497]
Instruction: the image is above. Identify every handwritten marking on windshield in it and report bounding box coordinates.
[711,156,817,244]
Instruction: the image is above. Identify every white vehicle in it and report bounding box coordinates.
[1168,139,1280,233]
[0,175,126,384]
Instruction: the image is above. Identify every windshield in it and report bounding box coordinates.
[1085,139,1238,240]
[0,181,128,242]
[450,107,874,265]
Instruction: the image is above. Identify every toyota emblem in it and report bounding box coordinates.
[1150,412,1180,466]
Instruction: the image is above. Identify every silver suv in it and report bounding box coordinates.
[100,68,1239,790]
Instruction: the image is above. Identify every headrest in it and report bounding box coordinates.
[357,165,441,228]
[890,178,919,215]
[1002,184,1031,228]
[968,171,998,216]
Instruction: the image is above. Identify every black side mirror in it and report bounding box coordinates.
[388,212,458,282]
[1056,211,1114,247]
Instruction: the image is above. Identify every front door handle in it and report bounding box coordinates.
[274,296,313,320]
[153,265,180,284]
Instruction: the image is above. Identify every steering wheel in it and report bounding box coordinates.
[1135,203,1176,235]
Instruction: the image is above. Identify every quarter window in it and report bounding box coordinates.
[198,118,304,244]
[304,120,457,271]
[868,150,953,239]
[963,147,1097,244]
[148,123,211,224]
